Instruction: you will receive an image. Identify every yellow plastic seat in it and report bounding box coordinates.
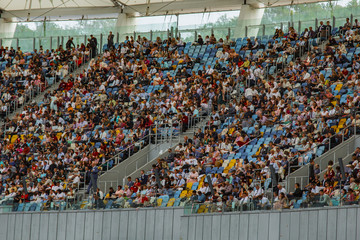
[179,190,188,198]
[56,133,62,139]
[157,198,163,207]
[186,191,193,198]
[338,118,346,128]
[197,205,206,213]
[80,201,88,209]
[335,84,343,91]
[186,182,193,190]
[11,135,18,143]
[167,198,175,207]
[339,118,346,125]
[228,127,235,135]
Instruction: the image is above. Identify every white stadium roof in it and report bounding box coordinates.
[0,0,331,20]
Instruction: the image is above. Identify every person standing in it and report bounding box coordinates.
[87,162,99,194]
[89,35,98,58]
[66,37,75,50]
[108,31,114,50]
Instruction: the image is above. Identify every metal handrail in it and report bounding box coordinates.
[122,127,182,183]
[286,118,359,188]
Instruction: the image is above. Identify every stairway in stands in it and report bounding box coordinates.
[286,134,360,192]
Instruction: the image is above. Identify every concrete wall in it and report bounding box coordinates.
[181,206,360,240]
[2,205,360,240]
[0,207,183,240]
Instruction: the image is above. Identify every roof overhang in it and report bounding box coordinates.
[0,0,333,21]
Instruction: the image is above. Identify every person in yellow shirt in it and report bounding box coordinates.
[240,57,250,68]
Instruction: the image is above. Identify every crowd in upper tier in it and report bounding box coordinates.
[1,18,360,211]
[87,19,360,211]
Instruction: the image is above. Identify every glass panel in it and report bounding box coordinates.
[137,32,151,41]
[179,29,195,43]
[18,38,33,52]
[196,28,212,39]
[39,37,51,51]
[34,38,39,51]
[72,35,85,48]
[264,24,281,36]
[152,31,168,41]
[301,20,315,32]
[10,38,17,49]
[2,38,13,49]
[229,27,236,40]
[247,26,261,38]
[213,27,230,39]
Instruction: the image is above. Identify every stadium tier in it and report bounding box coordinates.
[0,18,360,216]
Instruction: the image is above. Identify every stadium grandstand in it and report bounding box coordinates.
[1,0,360,239]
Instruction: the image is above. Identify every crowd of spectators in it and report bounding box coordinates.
[2,17,360,211]
[88,19,360,211]
[0,30,235,210]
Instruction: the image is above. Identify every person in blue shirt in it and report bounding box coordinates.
[197,191,206,203]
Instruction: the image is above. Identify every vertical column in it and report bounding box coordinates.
[100,33,103,54]
[262,24,265,36]
[116,13,135,38]
[234,5,265,38]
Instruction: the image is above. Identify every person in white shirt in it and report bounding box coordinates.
[277,184,287,195]
[175,175,186,190]
[259,195,270,209]
[205,65,214,75]
[219,50,229,61]
[200,182,210,194]
[253,185,264,199]
[149,65,157,75]
[55,190,66,201]
[175,143,185,153]
[244,87,258,100]
[239,192,250,205]
[310,183,320,195]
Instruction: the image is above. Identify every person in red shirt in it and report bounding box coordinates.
[65,81,74,91]
[59,80,67,91]
[20,191,29,203]
[131,178,141,193]
[139,194,148,204]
